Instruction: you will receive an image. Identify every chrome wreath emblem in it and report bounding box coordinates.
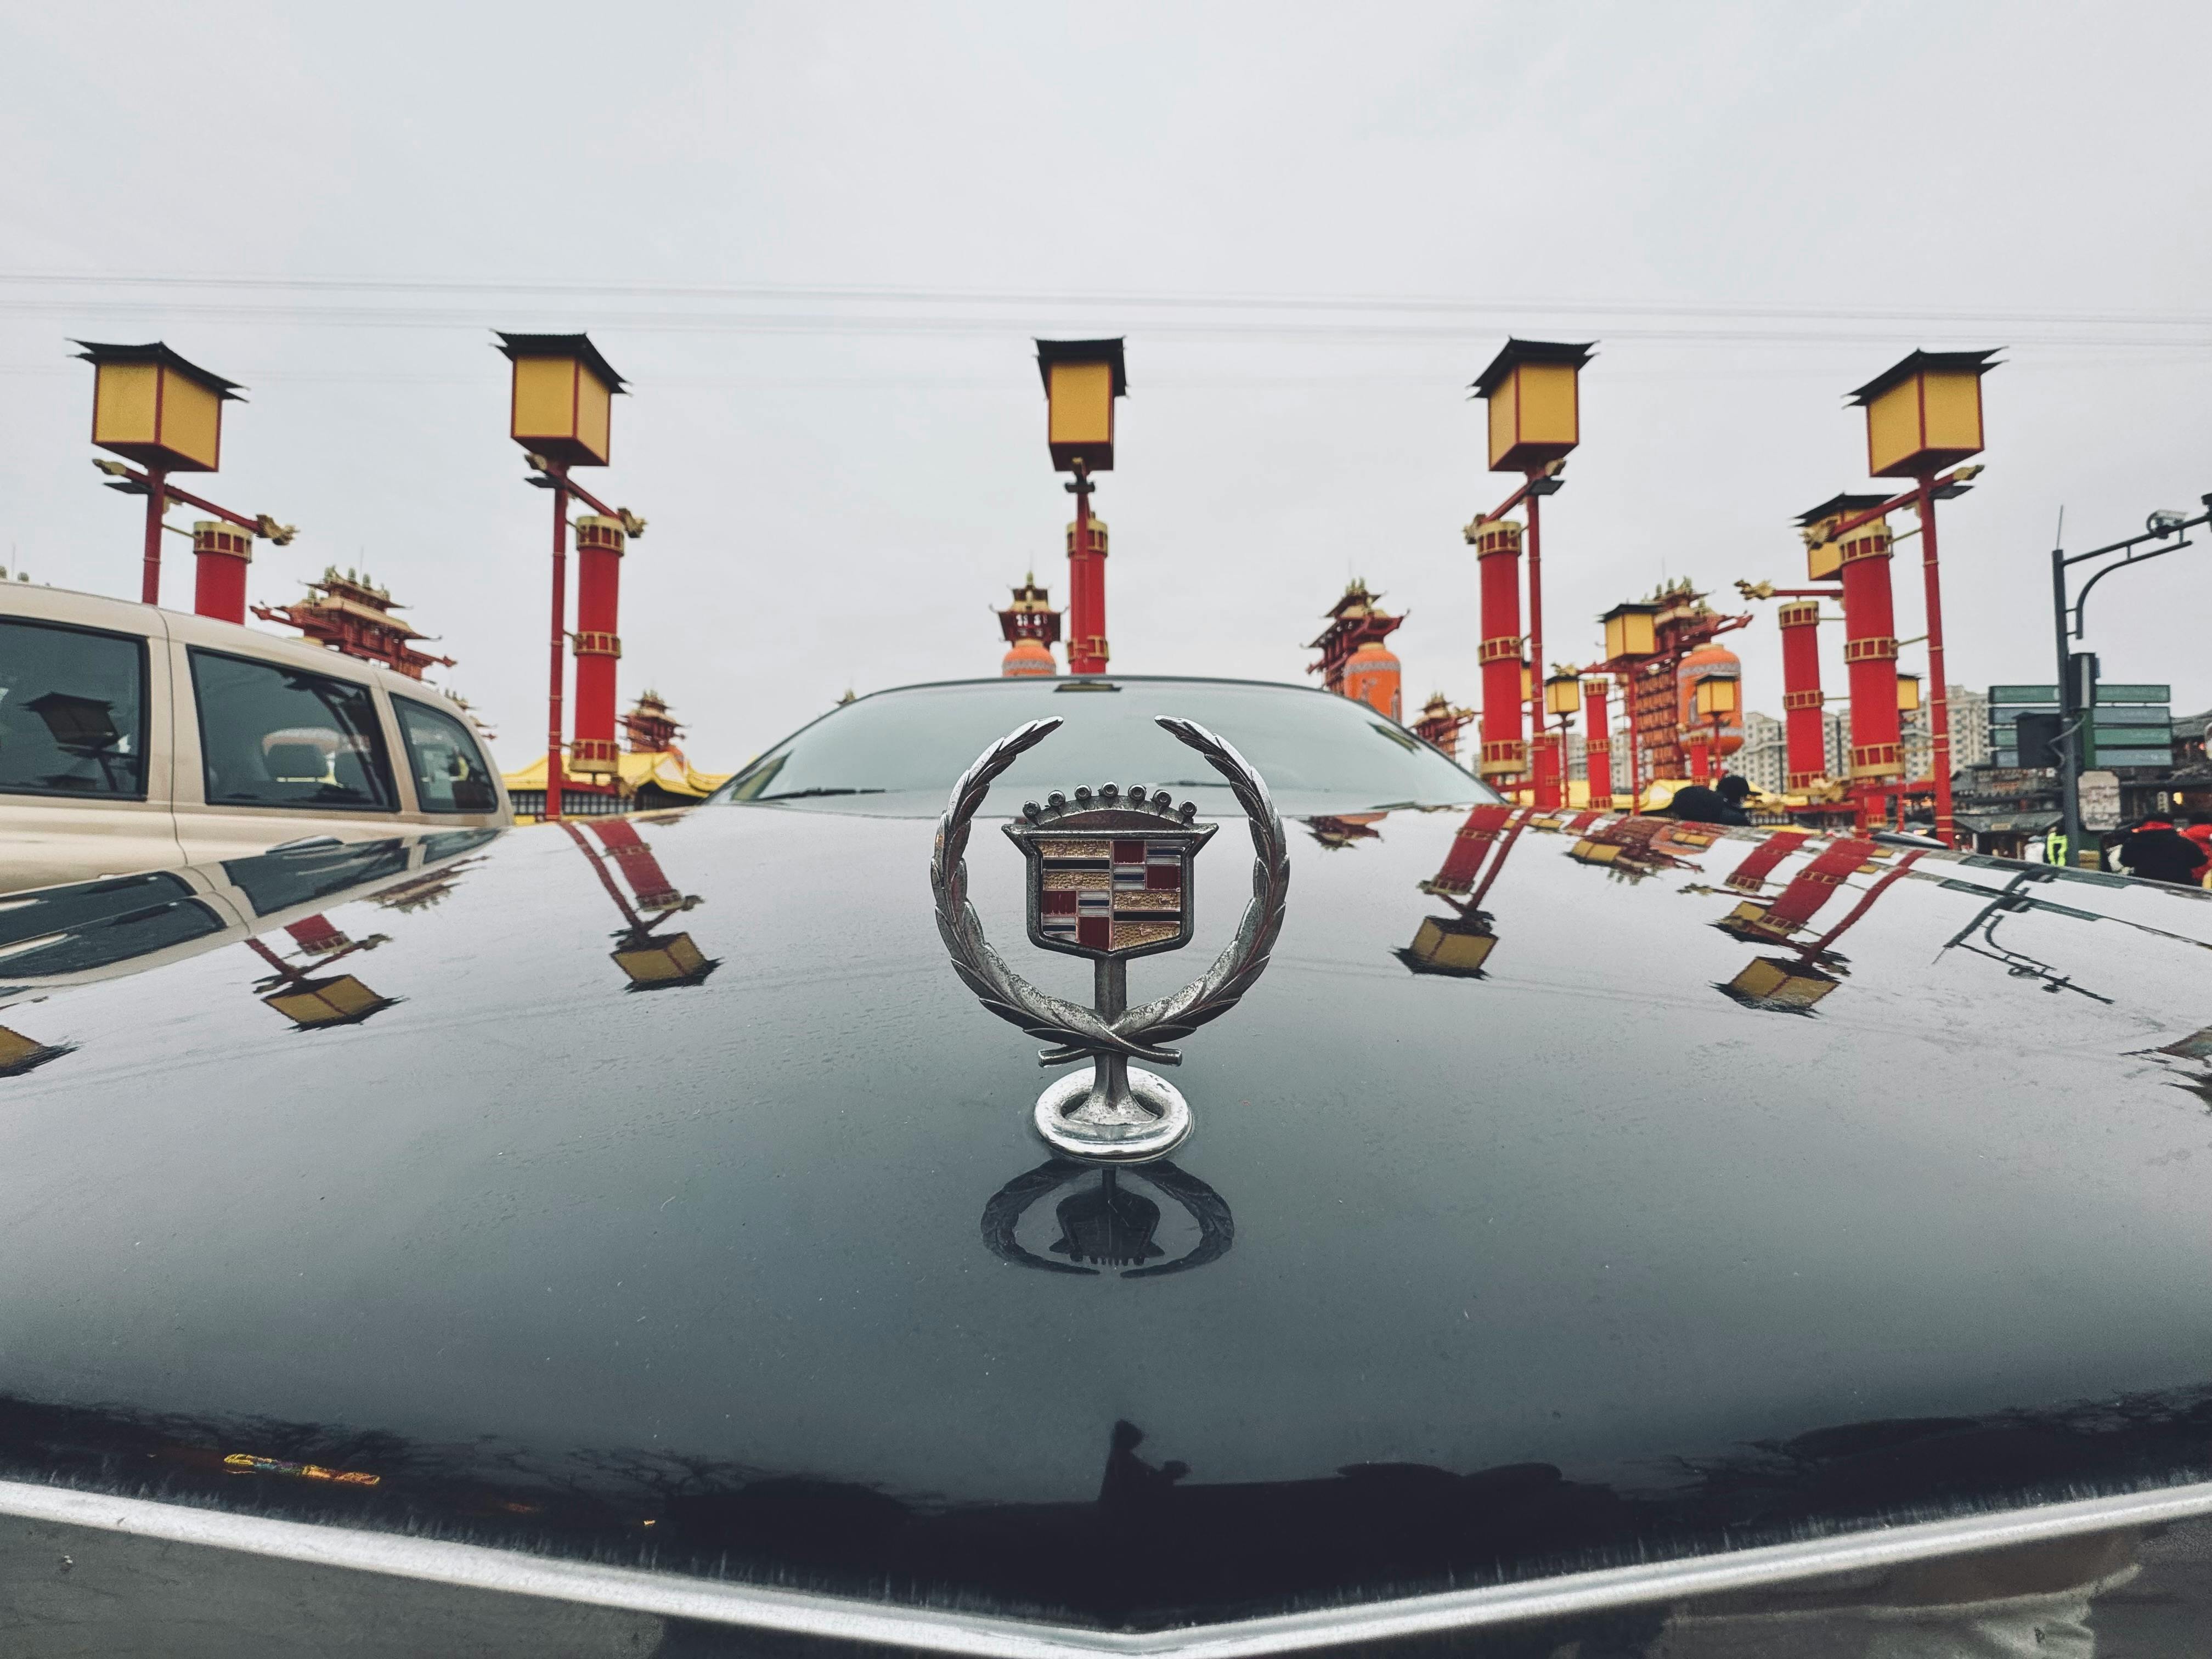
[930,716,1290,1163]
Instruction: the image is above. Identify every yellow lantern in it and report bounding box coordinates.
[1471,338,1594,473]
[497,332,627,467]
[1693,674,1739,719]
[1544,669,1581,718]
[1849,349,1998,479]
[1797,493,1891,582]
[1896,673,1922,713]
[75,340,242,473]
[1600,601,1659,661]
[1520,661,1534,704]
[1035,338,1127,472]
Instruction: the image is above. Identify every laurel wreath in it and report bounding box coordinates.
[929,714,1291,1068]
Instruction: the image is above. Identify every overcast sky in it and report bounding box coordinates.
[3,3,2209,771]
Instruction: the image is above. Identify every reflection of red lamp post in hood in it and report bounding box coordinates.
[558,821,718,990]
[1400,805,1535,977]
[245,922,394,1029]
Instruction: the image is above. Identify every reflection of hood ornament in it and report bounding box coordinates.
[931,715,1290,1162]
[980,1158,1234,1278]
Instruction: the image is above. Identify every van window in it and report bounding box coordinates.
[187,650,397,812]
[0,619,149,800]
[393,698,500,814]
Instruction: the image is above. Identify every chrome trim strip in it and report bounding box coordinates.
[0,1477,2208,1656]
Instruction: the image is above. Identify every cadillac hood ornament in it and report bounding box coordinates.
[930,716,1290,1162]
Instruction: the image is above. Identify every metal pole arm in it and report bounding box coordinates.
[524,459,646,537]
[93,460,296,543]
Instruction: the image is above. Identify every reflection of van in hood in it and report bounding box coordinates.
[1,583,508,895]
[0,830,501,1015]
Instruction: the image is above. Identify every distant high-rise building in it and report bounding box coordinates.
[1736,712,1787,794]
[1947,686,1991,769]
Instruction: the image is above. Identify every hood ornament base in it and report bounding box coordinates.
[930,715,1289,1164]
[1034,1063,1191,1162]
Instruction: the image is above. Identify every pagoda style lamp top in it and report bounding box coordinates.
[1471,338,1594,474]
[1797,492,1892,582]
[1035,337,1127,472]
[1600,600,1661,662]
[1692,673,1740,719]
[497,331,628,467]
[75,340,244,473]
[1896,672,1922,714]
[1544,668,1582,718]
[1848,348,1999,479]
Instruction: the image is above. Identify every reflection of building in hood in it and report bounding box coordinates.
[1304,814,1385,851]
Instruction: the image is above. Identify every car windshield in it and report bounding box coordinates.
[708,677,1491,816]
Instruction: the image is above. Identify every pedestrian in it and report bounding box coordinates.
[2112,817,2207,886]
[2181,813,2212,884]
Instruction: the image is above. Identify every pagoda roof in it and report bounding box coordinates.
[1847,348,2001,406]
[1796,492,1893,527]
[71,340,245,399]
[494,331,629,393]
[501,747,731,802]
[283,592,428,639]
[1470,338,1595,398]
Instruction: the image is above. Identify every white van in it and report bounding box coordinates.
[1,583,509,895]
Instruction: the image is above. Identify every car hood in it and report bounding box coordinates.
[3,802,2212,1633]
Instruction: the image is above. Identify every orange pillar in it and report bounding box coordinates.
[1067,510,1108,675]
[1778,600,1827,789]
[192,521,252,625]
[569,515,625,786]
[1581,678,1612,808]
[1474,519,1525,784]
[1837,518,1901,790]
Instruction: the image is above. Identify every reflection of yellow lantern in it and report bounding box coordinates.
[1896,673,1922,714]
[1471,339,1594,473]
[263,975,392,1028]
[1545,669,1581,718]
[76,340,242,473]
[1693,674,1739,719]
[498,332,627,467]
[613,932,710,987]
[1724,956,1839,1011]
[1849,349,1997,479]
[1601,602,1658,661]
[1036,338,1127,472]
[1406,916,1498,976]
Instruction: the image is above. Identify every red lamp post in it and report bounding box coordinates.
[1469,339,1594,808]
[76,340,295,618]
[496,332,643,822]
[1036,339,1126,677]
[1847,349,1999,846]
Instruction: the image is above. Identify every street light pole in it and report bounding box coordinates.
[1915,475,1956,843]
[2051,541,2082,861]
[546,467,571,823]
[2047,492,2211,864]
[139,470,168,605]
